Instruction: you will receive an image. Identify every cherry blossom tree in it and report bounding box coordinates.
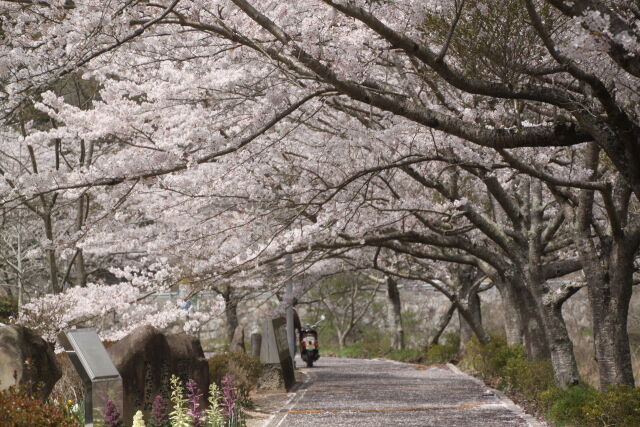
[1,0,639,391]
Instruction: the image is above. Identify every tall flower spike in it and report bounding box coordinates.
[103,399,124,427]
[186,379,204,427]
[150,395,169,427]
[205,382,225,427]
[221,374,237,417]
[169,375,191,427]
[132,410,146,427]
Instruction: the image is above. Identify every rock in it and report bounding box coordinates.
[257,364,286,392]
[165,332,210,398]
[107,325,210,424]
[0,325,61,400]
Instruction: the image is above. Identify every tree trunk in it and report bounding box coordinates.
[386,276,404,350]
[570,144,636,388]
[230,325,246,353]
[539,301,580,388]
[508,276,549,360]
[457,301,490,345]
[74,195,87,287]
[458,291,481,353]
[448,266,490,347]
[223,286,239,343]
[494,279,523,346]
[337,329,346,350]
[43,214,60,294]
[427,303,456,348]
[584,242,635,388]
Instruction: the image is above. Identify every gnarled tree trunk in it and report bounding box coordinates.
[222,285,240,344]
[493,278,523,346]
[583,240,636,388]
[426,303,456,348]
[386,276,404,350]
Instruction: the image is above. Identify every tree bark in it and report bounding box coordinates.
[539,300,580,388]
[386,276,404,350]
[222,285,239,343]
[512,279,549,360]
[427,303,456,348]
[569,145,637,388]
[458,290,481,353]
[74,195,87,287]
[583,240,636,388]
[43,213,60,294]
[456,299,490,345]
[494,279,524,346]
[337,329,346,350]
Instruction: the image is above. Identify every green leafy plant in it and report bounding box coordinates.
[542,384,598,426]
[460,334,640,426]
[386,348,422,362]
[0,295,18,323]
[207,352,261,406]
[501,357,554,405]
[544,384,640,427]
[461,334,525,378]
[424,333,460,364]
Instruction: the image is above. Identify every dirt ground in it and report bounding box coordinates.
[245,369,307,427]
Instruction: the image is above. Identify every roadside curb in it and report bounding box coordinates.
[446,363,548,427]
[262,370,313,427]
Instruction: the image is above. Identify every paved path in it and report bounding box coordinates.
[266,357,544,427]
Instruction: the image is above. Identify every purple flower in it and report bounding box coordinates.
[104,399,123,427]
[150,395,169,427]
[186,379,204,427]
[221,374,237,417]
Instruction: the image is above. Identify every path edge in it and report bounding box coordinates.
[446,362,548,427]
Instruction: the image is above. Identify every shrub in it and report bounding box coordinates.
[544,384,640,427]
[461,334,525,379]
[0,295,18,323]
[423,333,460,364]
[542,384,598,426]
[0,386,77,427]
[585,385,640,427]
[50,352,84,405]
[207,352,261,406]
[386,348,422,362]
[502,357,554,406]
[461,335,640,426]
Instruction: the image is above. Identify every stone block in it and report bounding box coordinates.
[0,325,61,400]
[107,325,210,424]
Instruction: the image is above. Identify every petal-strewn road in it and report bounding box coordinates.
[266,357,545,427]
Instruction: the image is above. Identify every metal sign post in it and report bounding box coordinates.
[59,329,123,427]
[284,254,296,365]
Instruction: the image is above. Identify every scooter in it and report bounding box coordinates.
[300,315,324,368]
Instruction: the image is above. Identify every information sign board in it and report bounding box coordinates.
[260,317,295,390]
[59,329,123,426]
